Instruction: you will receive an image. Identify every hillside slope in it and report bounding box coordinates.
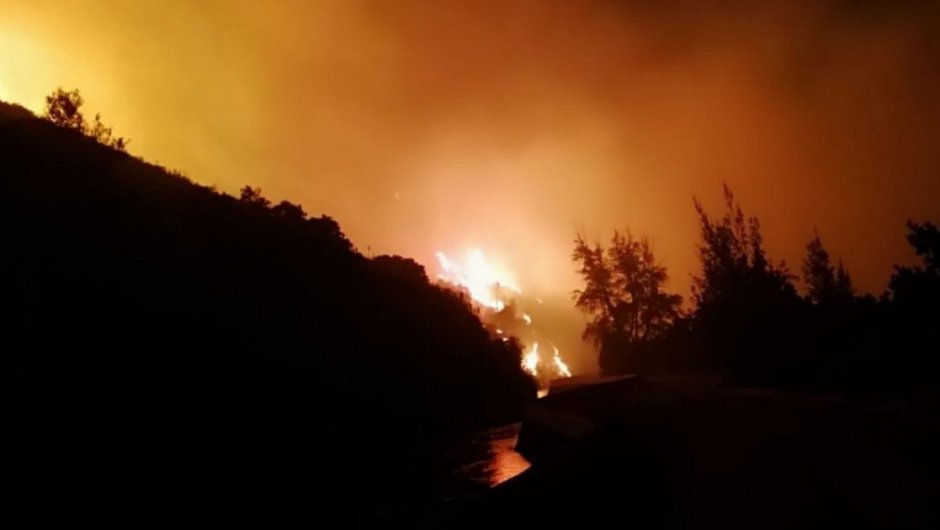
[0,101,534,516]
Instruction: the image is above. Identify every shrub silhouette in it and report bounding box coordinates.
[43,87,128,151]
[44,87,86,131]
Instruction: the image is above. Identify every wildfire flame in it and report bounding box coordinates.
[521,342,570,380]
[522,342,541,376]
[435,248,572,386]
[552,345,572,378]
[436,248,520,311]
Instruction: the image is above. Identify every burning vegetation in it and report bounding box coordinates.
[436,248,571,387]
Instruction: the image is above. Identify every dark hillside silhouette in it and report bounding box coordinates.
[0,100,534,516]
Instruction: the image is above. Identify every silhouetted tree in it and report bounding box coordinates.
[239,185,271,208]
[271,200,307,221]
[835,262,854,299]
[575,183,936,390]
[692,185,795,309]
[88,112,128,151]
[692,184,801,384]
[44,88,85,132]
[899,220,939,275]
[573,231,682,373]
[888,220,940,380]
[43,87,128,151]
[802,234,854,305]
[890,220,940,309]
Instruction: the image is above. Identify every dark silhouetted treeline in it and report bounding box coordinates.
[572,231,684,374]
[0,100,534,517]
[578,184,940,392]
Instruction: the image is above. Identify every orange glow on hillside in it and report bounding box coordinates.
[436,249,520,311]
[436,247,573,384]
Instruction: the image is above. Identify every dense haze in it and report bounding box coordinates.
[3,0,939,372]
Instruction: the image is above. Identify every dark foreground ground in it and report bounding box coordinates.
[435,376,940,529]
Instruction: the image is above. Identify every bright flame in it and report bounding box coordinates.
[523,342,571,381]
[435,246,573,385]
[522,342,541,377]
[552,345,572,378]
[436,249,520,311]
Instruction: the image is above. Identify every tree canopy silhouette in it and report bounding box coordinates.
[888,220,940,379]
[43,87,128,151]
[691,184,802,385]
[692,184,796,310]
[802,233,855,305]
[44,87,86,131]
[579,182,938,390]
[573,231,682,374]
[892,220,940,286]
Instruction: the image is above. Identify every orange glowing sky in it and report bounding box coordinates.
[3,1,940,372]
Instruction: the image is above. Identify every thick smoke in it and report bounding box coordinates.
[3,0,939,372]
